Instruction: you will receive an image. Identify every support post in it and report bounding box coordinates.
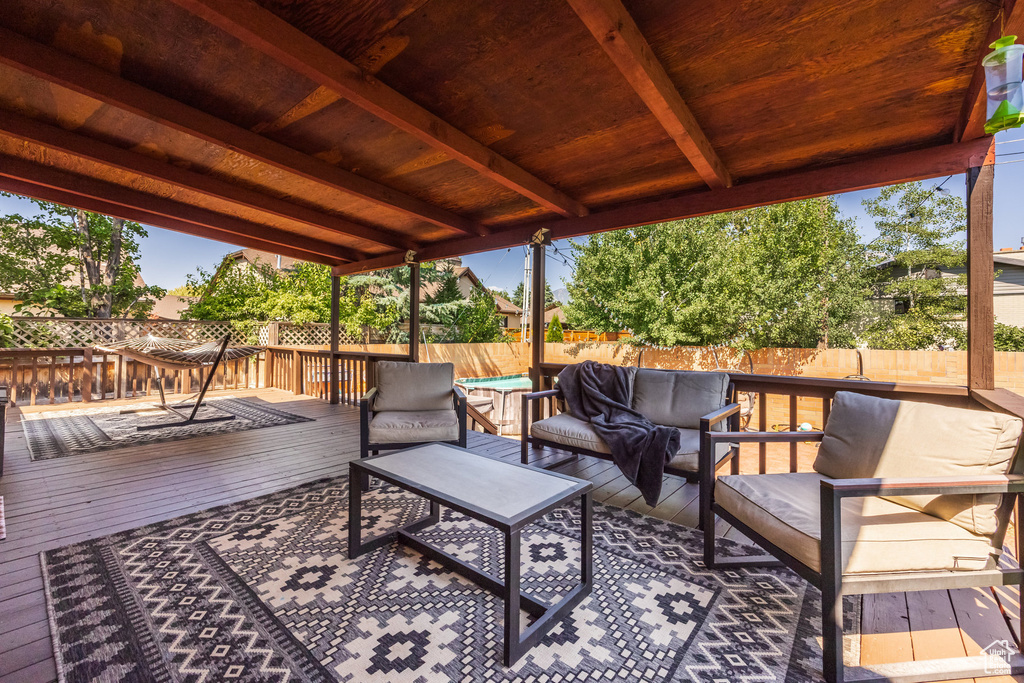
[530,241,546,394]
[967,152,995,390]
[81,347,93,403]
[409,262,421,363]
[330,274,340,405]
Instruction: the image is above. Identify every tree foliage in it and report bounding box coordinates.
[0,312,13,348]
[563,197,868,349]
[503,281,556,309]
[0,197,164,318]
[861,182,967,349]
[995,322,1024,352]
[546,314,564,343]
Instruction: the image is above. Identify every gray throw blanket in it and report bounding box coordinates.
[557,361,680,506]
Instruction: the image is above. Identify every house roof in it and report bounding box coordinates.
[493,294,521,315]
[225,248,301,272]
[148,294,196,320]
[0,0,1006,274]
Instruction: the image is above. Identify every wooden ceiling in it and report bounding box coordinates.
[0,0,1014,272]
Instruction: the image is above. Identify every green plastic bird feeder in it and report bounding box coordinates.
[983,36,1024,135]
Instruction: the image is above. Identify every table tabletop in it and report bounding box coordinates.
[354,443,591,527]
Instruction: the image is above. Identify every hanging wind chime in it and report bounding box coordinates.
[983,35,1024,134]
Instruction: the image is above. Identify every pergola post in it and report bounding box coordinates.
[329,274,340,405]
[530,239,546,394]
[966,151,995,391]
[409,262,421,363]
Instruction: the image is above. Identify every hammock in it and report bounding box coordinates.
[95,334,263,430]
[95,334,262,372]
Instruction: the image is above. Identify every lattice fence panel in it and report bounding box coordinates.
[10,318,245,348]
[278,323,330,346]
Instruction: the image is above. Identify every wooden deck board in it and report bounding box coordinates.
[0,388,1018,682]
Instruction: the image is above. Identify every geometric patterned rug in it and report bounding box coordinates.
[22,397,313,461]
[41,474,859,682]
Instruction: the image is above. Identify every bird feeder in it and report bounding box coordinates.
[983,36,1024,135]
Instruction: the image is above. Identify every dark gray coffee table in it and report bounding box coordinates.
[348,443,593,666]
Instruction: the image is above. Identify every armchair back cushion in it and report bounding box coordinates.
[372,361,455,412]
[631,369,730,430]
[813,391,1023,536]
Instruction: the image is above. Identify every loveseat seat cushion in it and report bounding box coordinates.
[631,369,730,430]
[813,391,1023,536]
[530,414,733,473]
[373,362,455,412]
[716,472,998,574]
[368,409,460,444]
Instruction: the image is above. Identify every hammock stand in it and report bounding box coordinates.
[95,334,263,431]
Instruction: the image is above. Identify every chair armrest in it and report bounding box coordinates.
[523,388,561,402]
[700,402,741,429]
[822,474,1024,499]
[453,385,467,406]
[360,387,377,410]
[706,430,825,444]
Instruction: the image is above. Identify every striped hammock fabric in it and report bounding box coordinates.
[95,334,262,371]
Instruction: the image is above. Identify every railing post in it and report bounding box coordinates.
[330,275,340,404]
[292,349,302,395]
[409,263,421,363]
[529,233,548,421]
[966,145,995,391]
[81,347,93,403]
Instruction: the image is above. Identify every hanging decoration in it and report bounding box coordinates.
[983,36,1024,135]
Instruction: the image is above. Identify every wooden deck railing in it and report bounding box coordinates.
[0,347,259,406]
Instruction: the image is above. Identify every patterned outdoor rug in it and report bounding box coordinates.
[22,397,313,461]
[41,475,858,682]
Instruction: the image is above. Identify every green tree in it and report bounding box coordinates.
[506,281,556,309]
[0,312,13,348]
[167,284,199,296]
[546,314,564,342]
[995,322,1024,351]
[861,182,967,349]
[0,197,164,318]
[454,286,505,343]
[563,197,867,348]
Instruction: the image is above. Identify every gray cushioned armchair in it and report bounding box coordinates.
[700,391,1024,683]
[359,361,467,489]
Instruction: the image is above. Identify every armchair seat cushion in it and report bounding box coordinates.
[531,413,733,473]
[368,410,460,444]
[716,472,998,574]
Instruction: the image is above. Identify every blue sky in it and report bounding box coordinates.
[1,130,1022,295]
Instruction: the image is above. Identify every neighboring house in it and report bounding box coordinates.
[872,248,1024,328]
[493,294,522,328]
[0,293,22,317]
[222,248,301,273]
[148,294,196,320]
[544,304,564,329]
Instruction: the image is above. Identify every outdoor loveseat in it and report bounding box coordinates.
[521,367,741,495]
[359,361,467,489]
[700,390,1024,683]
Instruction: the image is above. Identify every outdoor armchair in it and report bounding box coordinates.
[521,367,741,494]
[359,361,467,490]
[699,390,1024,683]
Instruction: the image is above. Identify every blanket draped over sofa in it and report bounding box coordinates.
[557,361,680,505]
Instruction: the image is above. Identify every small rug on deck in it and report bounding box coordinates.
[22,397,313,461]
[41,475,858,683]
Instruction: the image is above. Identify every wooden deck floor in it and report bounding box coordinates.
[1,388,1020,682]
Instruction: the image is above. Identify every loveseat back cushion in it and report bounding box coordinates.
[813,391,1023,536]
[373,361,455,412]
[631,369,729,430]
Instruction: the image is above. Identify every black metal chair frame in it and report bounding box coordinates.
[699,428,1024,683]
[358,384,468,491]
[520,382,741,502]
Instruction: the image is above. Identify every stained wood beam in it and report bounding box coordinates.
[0,111,407,254]
[0,155,355,265]
[954,0,1023,142]
[0,27,481,242]
[566,0,731,189]
[966,143,996,390]
[334,138,992,275]
[166,0,589,219]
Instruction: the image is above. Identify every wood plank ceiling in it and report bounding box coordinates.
[0,0,1006,272]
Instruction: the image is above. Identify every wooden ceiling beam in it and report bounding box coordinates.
[954,0,1023,142]
[166,0,589,219]
[0,155,356,265]
[0,28,482,243]
[0,111,409,254]
[335,138,992,275]
[566,0,731,189]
